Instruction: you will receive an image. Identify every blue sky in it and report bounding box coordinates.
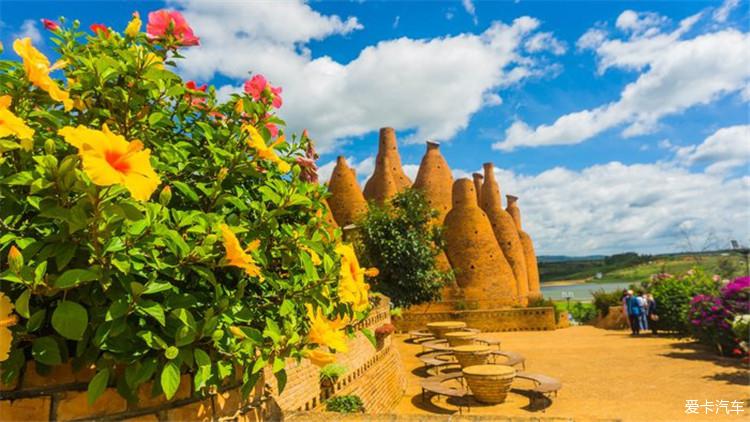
[1,0,748,255]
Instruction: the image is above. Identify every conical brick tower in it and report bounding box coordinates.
[327,156,368,227]
[507,195,541,300]
[480,163,528,306]
[411,141,457,308]
[443,179,516,308]
[472,173,483,206]
[413,141,453,223]
[363,127,412,203]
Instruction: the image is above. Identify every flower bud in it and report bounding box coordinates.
[7,246,23,274]
[159,185,172,206]
[44,139,56,154]
[217,167,228,182]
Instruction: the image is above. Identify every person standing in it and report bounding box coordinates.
[636,291,649,332]
[626,290,641,335]
[621,290,631,329]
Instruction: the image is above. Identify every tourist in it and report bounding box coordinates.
[620,289,630,327]
[626,290,641,335]
[646,293,659,334]
[636,291,649,332]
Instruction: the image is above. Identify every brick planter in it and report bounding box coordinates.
[0,362,278,421]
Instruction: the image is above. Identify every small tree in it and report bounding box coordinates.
[357,189,453,308]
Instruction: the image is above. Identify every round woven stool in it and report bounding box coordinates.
[426,321,467,339]
[452,344,490,368]
[462,364,516,404]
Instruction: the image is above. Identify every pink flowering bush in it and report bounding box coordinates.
[688,277,750,356]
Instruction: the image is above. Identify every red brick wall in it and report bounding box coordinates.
[264,296,406,414]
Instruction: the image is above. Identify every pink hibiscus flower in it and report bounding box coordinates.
[146,10,200,47]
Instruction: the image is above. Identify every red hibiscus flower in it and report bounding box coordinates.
[146,10,200,47]
[90,24,110,37]
[41,19,59,31]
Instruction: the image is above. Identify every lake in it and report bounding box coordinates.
[540,281,634,301]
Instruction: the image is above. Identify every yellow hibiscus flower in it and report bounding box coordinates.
[13,37,73,111]
[335,243,375,313]
[0,292,18,362]
[58,124,160,201]
[303,348,336,367]
[124,12,142,37]
[220,224,263,279]
[306,304,348,353]
[0,96,35,149]
[243,125,290,173]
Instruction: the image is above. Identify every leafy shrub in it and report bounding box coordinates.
[570,302,597,324]
[591,288,625,317]
[319,363,347,385]
[647,269,720,334]
[731,315,750,350]
[0,11,371,403]
[527,296,562,323]
[357,189,453,308]
[326,395,364,413]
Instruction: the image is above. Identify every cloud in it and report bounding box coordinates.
[495,13,750,151]
[615,10,668,37]
[15,19,42,44]
[392,15,400,29]
[713,0,740,23]
[452,162,749,255]
[675,125,750,174]
[172,0,564,153]
[525,32,567,55]
[462,0,478,25]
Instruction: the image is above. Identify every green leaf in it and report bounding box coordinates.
[251,357,266,374]
[15,289,31,319]
[361,328,376,348]
[54,269,98,289]
[51,301,88,340]
[160,361,181,400]
[272,356,285,373]
[194,349,211,367]
[165,346,179,360]
[275,369,287,393]
[138,300,165,326]
[148,112,165,126]
[172,181,199,202]
[142,280,174,295]
[87,369,110,406]
[32,337,62,365]
[27,309,46,332]
[106,298,129,321]
[279,299,294,317]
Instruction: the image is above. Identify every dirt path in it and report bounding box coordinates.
[393,326,749,422]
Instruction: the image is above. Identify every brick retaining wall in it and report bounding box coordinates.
[394,306,557,332]
[265,295,406,414]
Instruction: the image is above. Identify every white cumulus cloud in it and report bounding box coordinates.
[713,0,740,23]
[495,12,750,151]
[171,0,564,153]
[675,125,750,174]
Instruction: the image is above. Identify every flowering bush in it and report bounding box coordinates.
[688,277,750,356]
[646,268,719,334]
[688,294,736,355]
[0,10,374,404]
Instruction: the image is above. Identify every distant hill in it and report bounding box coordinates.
[538,255,606,263]
[538,251,745,284]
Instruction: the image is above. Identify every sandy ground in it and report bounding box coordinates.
[393,326,749,422]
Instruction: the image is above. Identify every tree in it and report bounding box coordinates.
[356,189,453,308]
